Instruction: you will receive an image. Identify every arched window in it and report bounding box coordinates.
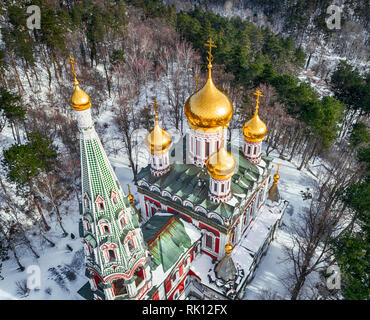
[111,191,118,205]
[247,146,251,154]
[84,194,90,210]
[205,234,213,250]
[134,267,144,287]
[103,225,110,234]
[108,249,116,262]
[128,239,134,252]
[113,279,127,297]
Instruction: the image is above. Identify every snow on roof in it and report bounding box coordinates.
[190,253,223,294]
[232,201,285,267]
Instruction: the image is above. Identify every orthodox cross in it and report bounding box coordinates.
[153,99,159,122]
[69,56,78,84]
[254,90,263,112]
[204,38,216,67]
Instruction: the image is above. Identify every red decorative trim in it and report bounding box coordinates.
[215,237,220,254]
[201,249,218,260]
[199,222,220,237]
[104,257,146,282]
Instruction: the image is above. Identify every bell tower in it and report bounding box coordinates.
[69,57,152,300]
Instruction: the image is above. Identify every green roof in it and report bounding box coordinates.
[142,214,198,273]
[137,143,272,225]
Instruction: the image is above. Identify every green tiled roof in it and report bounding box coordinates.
[142,214,197,273]
[137,143,272,226]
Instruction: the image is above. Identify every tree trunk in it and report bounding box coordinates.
[10,52,24,93]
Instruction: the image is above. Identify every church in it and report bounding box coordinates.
[73,40,288,300]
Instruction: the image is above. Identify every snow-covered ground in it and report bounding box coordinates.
[243,147,320,299]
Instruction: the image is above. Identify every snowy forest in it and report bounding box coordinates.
[0,0,368,300]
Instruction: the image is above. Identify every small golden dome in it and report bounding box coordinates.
[70,84,91,111]
[185,40,233,132]
[242,90,267,142]
[68,56,91,111]
[145,100,172,154]
[225,242,233,254]
[273,164,280,183]
[225,233,233,254]
[207,140,235,180]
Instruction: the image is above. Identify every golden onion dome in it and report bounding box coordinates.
[69,56,91,111]
[273,164,280,183]
[145,100,172,154]
[207,139,235,180]
[184,39,233,132]
[225,233,233,255]
[70,84,91,111]
[242,90,267,142]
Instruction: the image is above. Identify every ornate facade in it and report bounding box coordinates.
[76,39,288,301]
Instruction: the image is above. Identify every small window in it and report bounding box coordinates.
[221,183,225,193]
[247,146,251,154]
[103,225,110,234]
[205,234,213,249]
[98,202,104,211]
[134,267,144,287]
[108,249,116,262]
[128,238,134,252]
[113,279,127,297]
[254,146,257,155]
[205,141,210,157]
[213,182,217,193]
[120,217,125,228]
[172,272,177,282]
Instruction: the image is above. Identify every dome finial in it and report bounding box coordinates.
[69,56,79,86]
[69,56,91,111]
[253,90,263,116]
[153,99,159,123]
[204,38,216,78]
[127,184,134,204]
[225,232,233,254]
[273,164,280,183]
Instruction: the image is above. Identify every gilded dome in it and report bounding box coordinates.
[69,56,91,111]
[206,142,236,180]
[242,90,267,142]
[145,102,172,154]
[70,83,91,111]
[185,72,233,132]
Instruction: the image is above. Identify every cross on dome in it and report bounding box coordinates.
[254,90,263,112]
[69,56,79,86]
[152,99,159,122]
[204,38,216,68]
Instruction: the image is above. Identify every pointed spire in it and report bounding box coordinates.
[268,164,281,202]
